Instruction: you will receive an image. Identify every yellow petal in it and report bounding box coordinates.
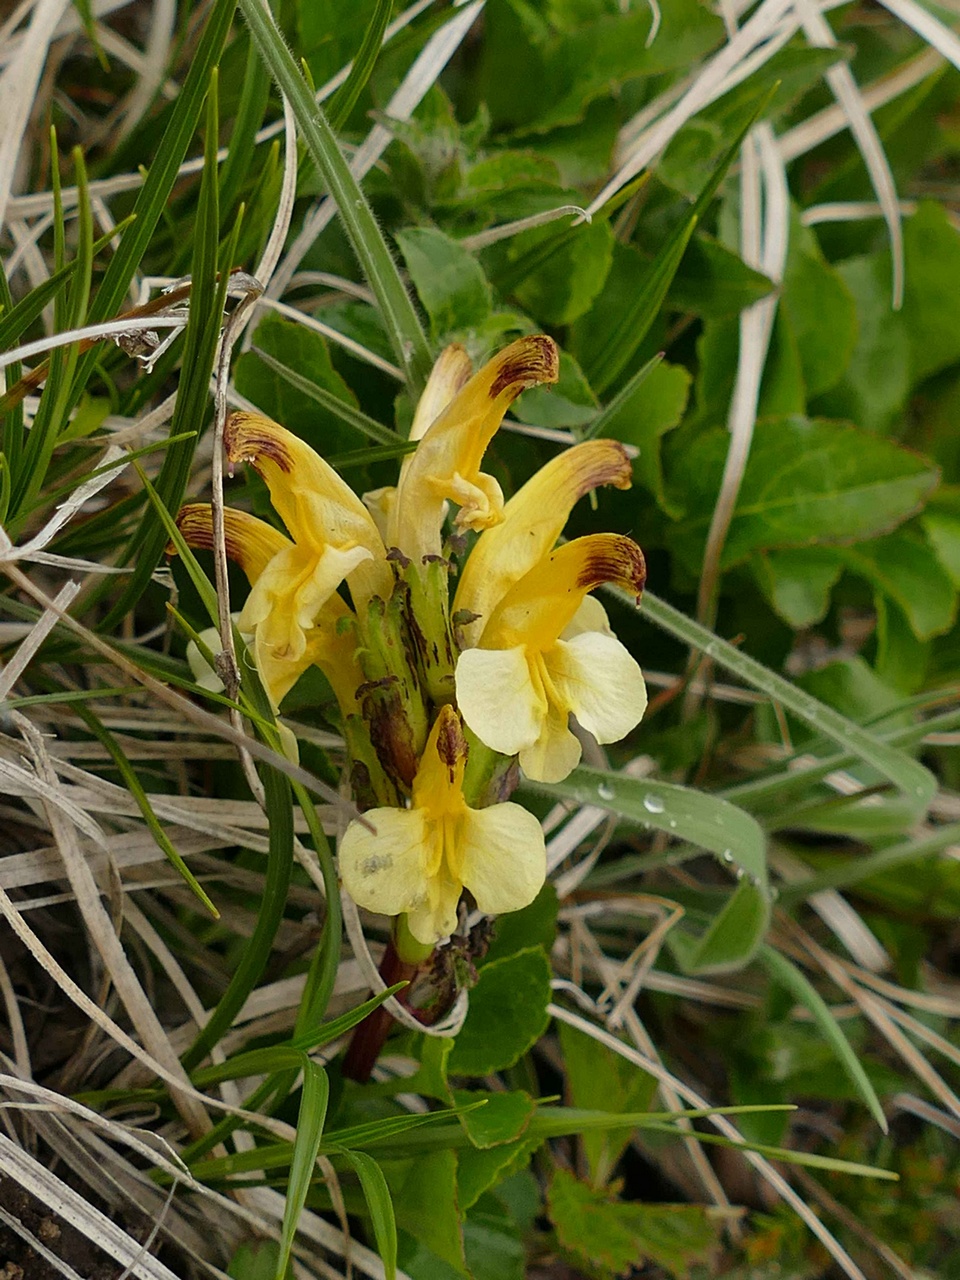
[390,335,559,561]
[458,802,546,916]
[174,503,291,584]
[545,631,647,746]
[480,533,646,651]
[408,343,473,443]
[518,702,583,784]
[186,617,249,692]
[225,411,392,609]
[455,645,544,757]
[339,806,431,918]
[411,703,469,819]
[253,592,363,713]
[454,439,633,645]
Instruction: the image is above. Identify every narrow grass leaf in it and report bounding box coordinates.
[237,0,433,392]
[336,1149,397,1280]
[627,587,936,807]
[278,1062,329,1279]
[251,348,402,446]
[759,947,887,1131]
[327,0,392,131]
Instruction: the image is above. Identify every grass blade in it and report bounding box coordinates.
[278,1061,330,1279]
[327,0,392,131]
[337,1148,397,1280]
[237,0,433,393]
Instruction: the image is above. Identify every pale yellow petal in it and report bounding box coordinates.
[361,485,396,541]
[458,802,546,916]
[518,701,583,784]
[561,594,612,640]
[390,335,559,561]
[408,343,473,443]
[455,645,544,757]
[174,504,291,585]
[454,440,632,645]
[225,411,391,608]
[339,807,431,918]
[406,869,463,945]
[546,632,647,746]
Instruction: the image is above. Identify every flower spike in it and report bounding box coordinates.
[390,335,559,563]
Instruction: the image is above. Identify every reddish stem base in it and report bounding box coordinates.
[341,941,417,1083]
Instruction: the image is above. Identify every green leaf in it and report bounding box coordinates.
[589,358,691,515]
[339,1149,397,1280]
[922,509,960,587]
[510,217,614,326]
[235,313,387,450]
[900,200,960,384]
[237,0,433,391]
[389,1150,467,1274]
[548,1168,720,1279]
[669,233,774,319]
[820,253,911,433]
[559,1021,656,1187]
[457,1138,543,1214]
[484,883,558,966]
[326,0,392,130]
[278,1062,329,1279]
[780,219,858,398]
[667,415,939,570]
[452,1091,536,1150]
[447,948,551,1076]
[395,228,492,338]
[752,547,844,628]
[834,528,958,641]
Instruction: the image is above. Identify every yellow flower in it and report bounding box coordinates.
[387,335,560,563]
[455,534,648,784]
[175,500,364,719]
[339,705,546,945]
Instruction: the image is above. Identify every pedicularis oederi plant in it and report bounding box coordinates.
[176,334,648,1074]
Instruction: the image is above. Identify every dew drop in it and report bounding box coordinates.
[721,849,734,863]
[735,867,745,880]
[597,782,615,801]
[642,793,665,814]
[668,819,677,829]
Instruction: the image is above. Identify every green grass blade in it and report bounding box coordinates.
[0,251,25,472]
[583,354,663,440]
[181,758,294,1072]
[626,587,936,806]
[337,1149,397,1280]
[218,33,272,225]
[251,347,404,447]
[326,0,392,131]
[278,1061,329,1280]
[588,87,777,395]
[236,0,433,393]
[759,947,887,1132]
[292,783,342,1032]
[101,71,230,628]
[74,707,219,918]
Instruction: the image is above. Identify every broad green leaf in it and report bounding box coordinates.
[589,358,691,515]
[228,1241,287,1280]
[669,233,774,318]
[388,1150,467,1274]
[395,227,492,338]
[510,217,614,326]
[684,877,771,974]
[463,1198,526,1280]
[752,547,844,628]
[235,313,371,452]
[452,1091,536,1150]
[483,883,558,966]
[781,228,858,398]
[559,1021,657,1186]
[457,1138,542,1214]
[900,200,960,384]
[548,1168,721,1278]
[922,509,960,587]
[278,1063,329,1279]
[820,253,911,433]
[667,415,939,570]
[447,948,551,1076]
[835,528,958,641]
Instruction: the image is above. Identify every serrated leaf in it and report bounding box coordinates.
[396,227,492,338]
[448,948,551,1076]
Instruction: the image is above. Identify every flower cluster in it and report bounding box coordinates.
[177,336,647,948]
